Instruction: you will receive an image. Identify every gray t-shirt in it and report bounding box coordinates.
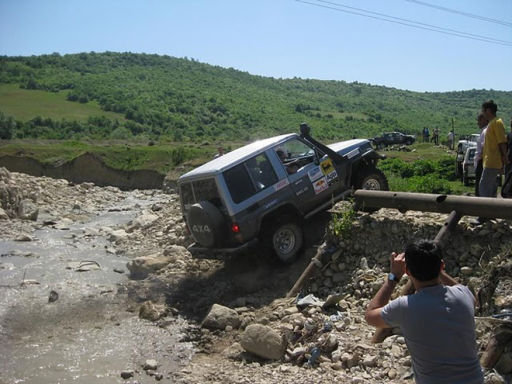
[382,284,483,384]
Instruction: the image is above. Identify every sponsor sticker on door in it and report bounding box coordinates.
[326,170,338,185]
[308,166,323,182]
[320,158,335,176]
[313,177,328,195]
[274,178,290,191]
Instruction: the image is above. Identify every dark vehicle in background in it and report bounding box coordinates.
[372,132,415,149]
[178,124,388,263]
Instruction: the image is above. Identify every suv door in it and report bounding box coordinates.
[273,138,340,214]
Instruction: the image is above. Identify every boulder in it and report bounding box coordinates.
[0,182,20,217]
[127,253,171,278]
[130,211,159,230]
[202,304,240,330]
[143,359,158,371]
[17,199,39,221]
[163,244,190,261]
[108,229,129,242]
[0,167,10,180]
[0,207,8,220]
[240,324,286,360]
[139,301,167,321]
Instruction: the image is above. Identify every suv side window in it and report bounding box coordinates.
[224,153,278,204]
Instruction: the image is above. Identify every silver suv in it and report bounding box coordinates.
[178,124,388,262]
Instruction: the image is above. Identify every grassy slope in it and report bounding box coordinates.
[0,83,125,122]
[380,142,473,194]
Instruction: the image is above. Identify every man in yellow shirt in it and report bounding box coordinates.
[479,100,508,200]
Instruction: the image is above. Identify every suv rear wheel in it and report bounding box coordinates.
[267,216,303,263]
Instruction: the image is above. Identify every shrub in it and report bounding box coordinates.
[408,174,452,194]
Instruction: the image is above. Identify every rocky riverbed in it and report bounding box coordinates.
[1,167,511,384]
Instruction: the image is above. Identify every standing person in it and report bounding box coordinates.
[448,129,455,150]
[365,240,483,384]
[474,113,488,196]
[213,146,225,158]
[479,100,508,201]
[431,128,439,145]
[425,127,430,143]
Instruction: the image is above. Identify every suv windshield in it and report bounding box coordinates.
[224,152,277,204]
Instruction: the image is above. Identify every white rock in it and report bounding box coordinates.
[139,301,167,321]
[18,199,38,221]
[126,253,171,278]
[362,355,377,367]
[0,207,8,220]
[131,211,159,230]
[143,359,158,371]
[202,304,240,330]
[240,324,286,360]
[108,229,129,242]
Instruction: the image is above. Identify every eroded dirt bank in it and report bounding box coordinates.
[1,167,511,384]
[0,153,165,190]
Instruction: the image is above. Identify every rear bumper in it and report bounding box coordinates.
[187,238,259,257]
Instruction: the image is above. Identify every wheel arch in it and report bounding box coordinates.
[259,204,303,234]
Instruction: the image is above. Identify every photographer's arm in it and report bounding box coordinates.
[365,252,405,328]
[439,270,457,286]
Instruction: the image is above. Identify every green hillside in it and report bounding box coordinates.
[0,84,125,122]
[1,52,511,142]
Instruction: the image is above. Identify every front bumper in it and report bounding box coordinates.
[187,238,259,257]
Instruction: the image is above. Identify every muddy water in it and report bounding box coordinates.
[0,195,192,384]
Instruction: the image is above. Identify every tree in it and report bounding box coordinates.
[0,112,15,139]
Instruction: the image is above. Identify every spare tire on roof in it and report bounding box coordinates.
[187,201,225,248]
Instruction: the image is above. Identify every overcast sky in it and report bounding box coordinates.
[1,0,511,92]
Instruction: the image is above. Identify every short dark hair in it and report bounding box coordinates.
[404,240,442,281]
[482,100,498,114]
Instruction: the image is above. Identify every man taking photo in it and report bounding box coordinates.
[365,240,483,384]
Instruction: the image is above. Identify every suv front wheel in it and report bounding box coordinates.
[355,167,389,191]
[267,217,303,263]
